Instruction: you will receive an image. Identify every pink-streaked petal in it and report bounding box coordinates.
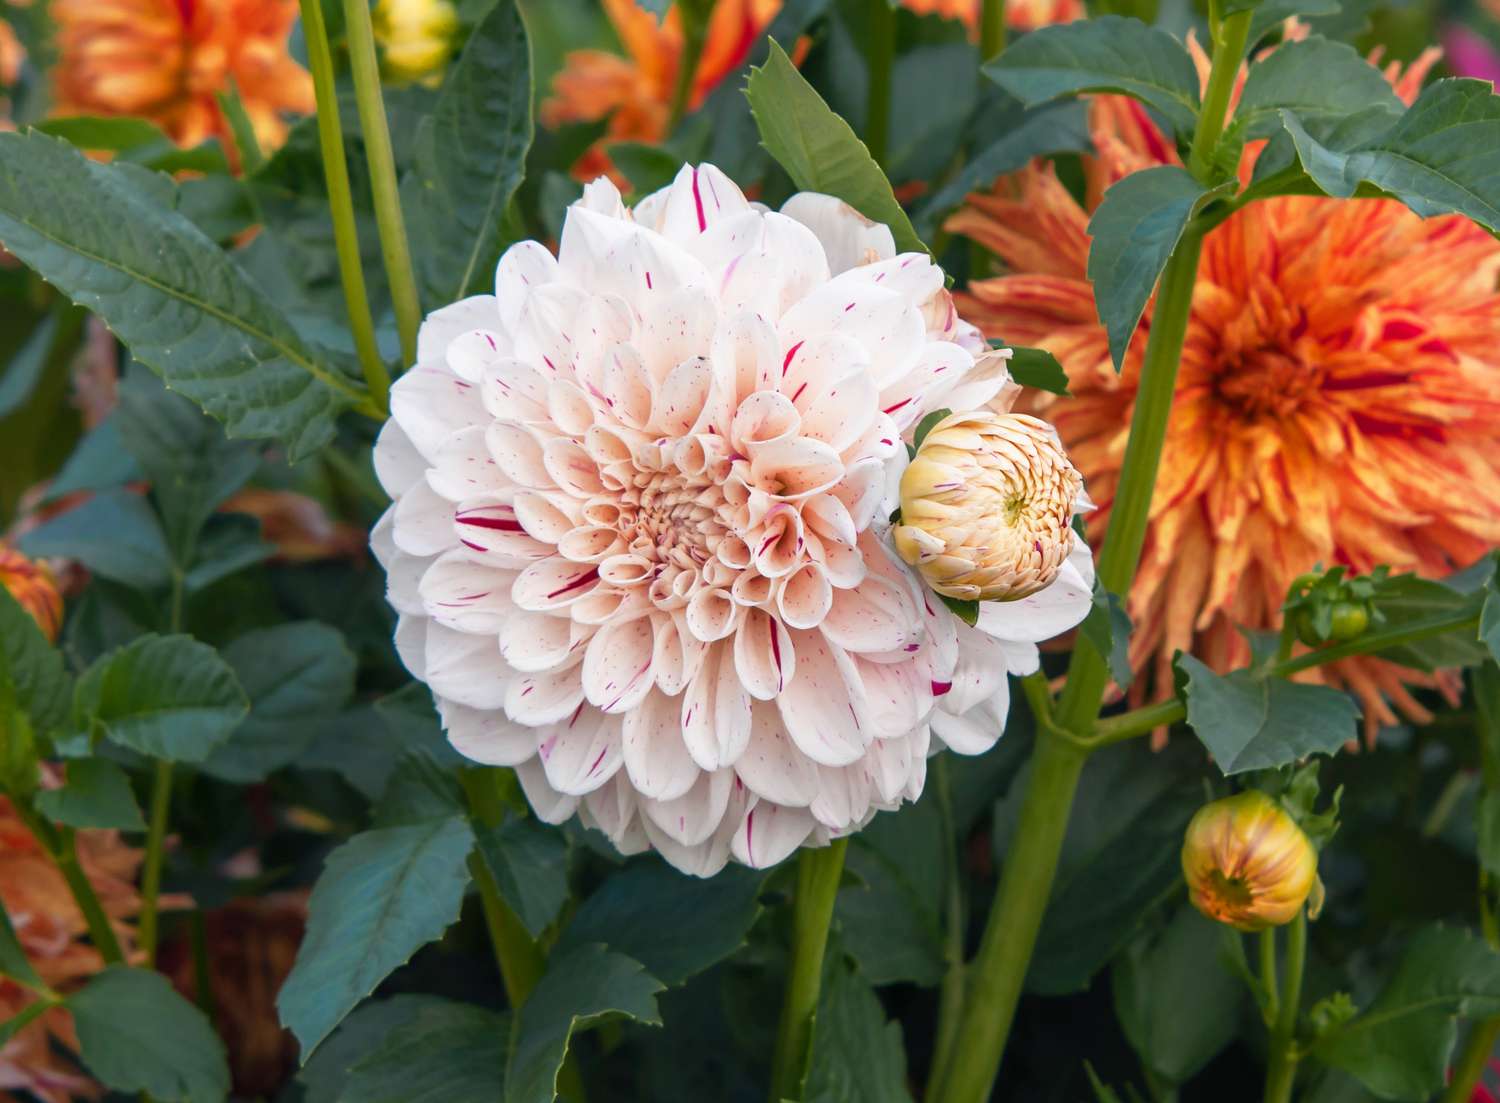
[511,557,601,612]
[776,630,868,767]
[515,757,581,824]
[417,295,500,367]
[622,689,700,801]
[735,701,818,807]
[730,799,816,869]
[440,700,536,766]
[373,420,427,499]
[507,665,586,726]
[733,608,795,701]
[419,549,515,634]
[495,240,560,336]
[640,766,733,847]
[389,366,485,462]
[424,622,508,710]
[428,426,506,502]
[539,708,623,795]
[581,614,656,712]
[681,643,752,772]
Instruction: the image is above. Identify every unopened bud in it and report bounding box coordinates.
[1181,790,1317,932]
[373,0,460,84]
[893,411,1081,601]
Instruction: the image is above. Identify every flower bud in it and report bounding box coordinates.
[1181,790,1317,931]
[894,411,1082,601]
[373,0,460,84]
[0,545,62,642]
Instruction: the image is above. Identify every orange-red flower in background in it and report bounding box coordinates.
[901,0,1085,34]
[0,545,61,641]
[542,0,779,181]
[51,0,314,158]
[948,40,1499,739]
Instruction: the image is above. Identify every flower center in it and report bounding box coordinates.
[1212,344,1323,420]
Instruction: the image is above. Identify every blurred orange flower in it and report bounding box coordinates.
[221,488,366,563]
[51,0,314,157]
[949,43,1500,738]
[0,545,62,641]
[542,0,779,181]
[902,0,1085,34]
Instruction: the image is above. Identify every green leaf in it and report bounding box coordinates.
[1247,0,1341,49]
[1113,906,1243,1085]
[1177,653,1361,774]
[19,488,171,590]
[1369,573,1489,672]
[1281,79,1500,235]
[37,116,169,155]
[216,79,264,175]
[0,311,57,420]
[297,995,450,1102]
[0,130,366,459]
[911,408,951,451]
[505,943,664,1103]
[804,955,913,1103]
[200,622,356,782]
[1004,345,1071,396]
[341,999,509,1103]
[474,817,569,939]
[1234,37,1401,140]
[984,17,1202,138]
[373,751,467,827]
[69,966,230,1103]
[35,758,145,831]
[938,592,979,627]
[1315,926,1500,1100]
[557,863,765,985]
[183,513,272,593]
[0,585,68,734]
[745,40,927,256]
[278,815,475,1057]
[1081,582,1134,690]
[1482,582,1500,665]
[75,634,248,762]
[404,0,534,307]
[608,142,686,197]
[39,417,142,504]
[0,898,44,991]
[1087,167,1219,370]
[0,998,52,1049]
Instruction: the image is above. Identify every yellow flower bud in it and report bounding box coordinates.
[373,0,461,85]
[1181,790,1318,932]
[893,411,1082,602]
[0,545,62,643]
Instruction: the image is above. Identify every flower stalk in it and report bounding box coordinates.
[666,0,711,132]
[297,0,389,415]
[866,0,895,169]
[1262,910,1306,1103]
[136,758,174,964]
[769,838,849,1103]
[980,0,1007,60]
[344,0,423,369]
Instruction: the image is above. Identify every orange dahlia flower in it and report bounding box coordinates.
[542,0,780,181]
[51,0,314,157]
[949,44,1500,737]
[0,792,146,1103]
[901,0,1085,34]
[0,544,62,642]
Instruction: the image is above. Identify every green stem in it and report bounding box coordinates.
[343,0,421,370]
[666,2,710,133]
[931,730,1088,1103]
[1262,910,1306,1103]
[865,0,895,170]
[1188,5,1252,183]
[1259,928,1279,1026]
[298,0,389,414]
[137,758,173,965]
[1443,1015,1500,1103]
[468,851,545,1005]
[980,0,1007,60]
[768,838,849,1103]
[925,758,967,1103]
[58,828,126,966]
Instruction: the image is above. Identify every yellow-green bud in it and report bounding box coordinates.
[893,411,1082,602]
[373,0,461,85]
[1181,790,1318,932]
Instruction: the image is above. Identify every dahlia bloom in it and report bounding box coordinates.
[1181,791,1317,931]
[901,0,1086,34]
[373,163,1093,875]
[0,544,62,641]
[51,0,314,156]
[542,0,779,182]
[949,48,1500,737]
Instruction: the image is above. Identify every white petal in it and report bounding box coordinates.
[507,666,586,726]
[640,766,733,847]
[428,426,505,502]
[776,630,868,767]
[417,295,500,367]
[419,549,514,634]
[974,540,1093,644]
[424,622,508,710]
[734,700,819,807]
[622,689,700,800]
[440,700,536,766]
[539,709,623,794]
[394,614,427,679]
[390,366,485,461]
[581,615,657,712]
[515,757,580,824]
[500,608,585,674]
[392,479,455,557]
[780,192,894,275]
[681,644,752,771]
[776,562,832,630]
[820,576,921,655]
[810,763,874,830]
[495,240,561,336]
[374,420,426,498]
[731,800,816,869]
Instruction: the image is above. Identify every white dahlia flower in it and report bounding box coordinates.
[371,164,1094,876]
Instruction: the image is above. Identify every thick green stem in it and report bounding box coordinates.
[298,0,389,414]
[1188,6,1252,182]
[932,731,1087,1103]
[1263,910,1306,1103]
[468,852,545,1005]
[925,757,967,1103]
[865,0,895,170]
[343,0,421,369]
[980,0,1007,60]
[58,828,126,966]
[1259,928,1279,1025]
[137,758,173,965]
[769,839,849,1103]
[1444,1015,1500,1103]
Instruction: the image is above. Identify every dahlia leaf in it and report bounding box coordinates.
[505,943,664,1103]
[839,796,947,987]
[278,815,476,1058]
[474,817,569,940]
[373,751,468,827]
[182,514,274,593]
[1366,573,1490,671]
[1086,166,1217,372]
[200,622,357,783]
[1313,926,1500,1100]
[1235,38,1402,141]
[1246,0,1341,50]
[1176,654,1361,774]
[1082,582,1134,690]
[18,488,171,591]
[0,130,367,460]
[938,592,980,627]
[983,17,1203,139]
[0,585,69,736]
[1280,79,1500,235]
[1482,583,1500,665]
[1003,345,1072,396]
[556,863,766,985]
[911,409,951,450]
[39,417,142,505]
[340,999,509,1103]
[297,996,451,1101]
[746,41,928,256]
[74,634,249,763]
[804,954,913,1103]
[69,966,231,1103]
[35,758,145,831]
[403,0,534,307]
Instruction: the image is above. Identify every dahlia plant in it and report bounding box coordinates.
[0,1,1497,1102]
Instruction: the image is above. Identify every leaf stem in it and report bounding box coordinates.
[13,798,126,966]
[137,758,173,965]
[343,0,422,369]
[768,838,849,1103]
[1262,909,1306,1103]
[1442,1014,1500,1103]
[866,0,895,169]
[980,0,1007,60]
[298,0,390,415]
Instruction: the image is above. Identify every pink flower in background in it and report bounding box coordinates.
[1441,24,1500,83]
